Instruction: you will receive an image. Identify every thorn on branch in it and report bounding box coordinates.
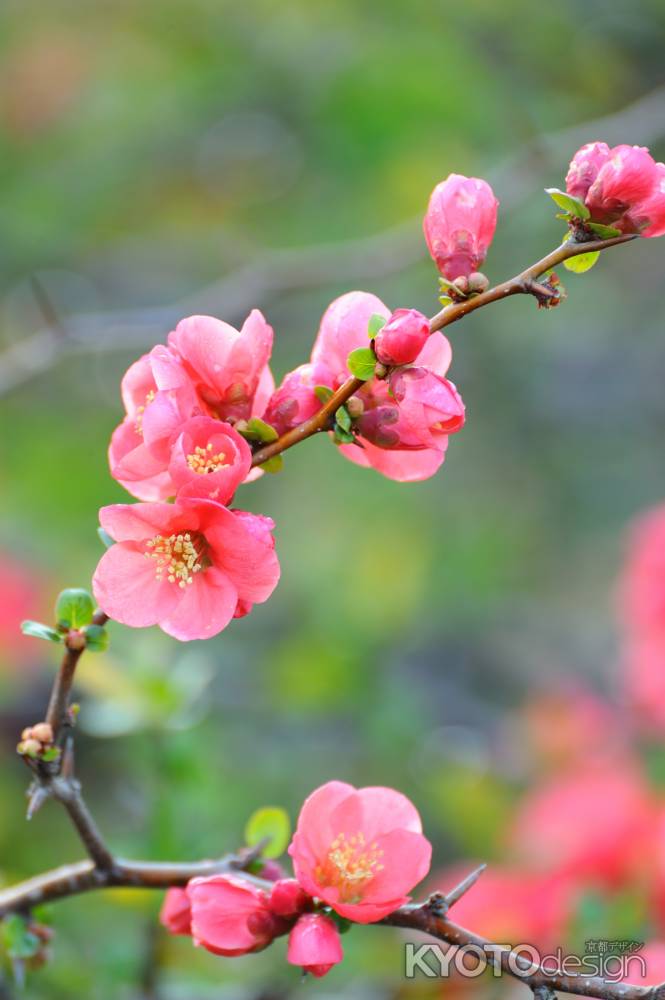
[444,863,487,909]
[25,783,50,821]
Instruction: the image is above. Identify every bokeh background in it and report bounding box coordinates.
[2,2,665,997]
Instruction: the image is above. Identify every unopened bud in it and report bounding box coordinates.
[269,879,310,917]
[374,362,388,379]
[18,738,41,758]
[66,629,86,651]
[452,275,469,295]
[21,726,34,741]
[233,419,249,436]
[346,396,364,419]
[467,271,490,294]
[31,723,54,744]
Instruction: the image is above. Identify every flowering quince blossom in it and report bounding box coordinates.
[263,359,335,436]
[168,311,275,422]
[288,780,432,923]
[373,308,430,367]
[510,762,656,889]
[287,913,343,978]
[423,173,499,279]
[566,142,665,235]
[159,888,192,935]
[186,874,285,956]
[92,498,279,640]
[311,291,465,482]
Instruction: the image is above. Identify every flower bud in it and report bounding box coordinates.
[18,738,42,757]
[187,874,281,956]
[66,629,86,651]
[423,174,498,280]
[287,913,343,978]
[345,395,364,419]
[619,161,665,238]
[257,859,287,882]
[467,271,490,294]
[31,723,54,744]
[263,361,334,436]
[374,309,430,367]
[269,878,309,917]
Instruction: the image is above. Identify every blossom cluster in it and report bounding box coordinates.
[160,781,431,979]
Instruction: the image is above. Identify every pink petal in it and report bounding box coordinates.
[358,786,423,837]
[339,439,446,481]
[92,544,179,627]
[159,567,238,642]
[99,503,180,542]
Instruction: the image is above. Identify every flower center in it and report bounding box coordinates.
[144,532,205,588]
[316,831,384,902]
[134,390,156,435]
[186,443,228,475]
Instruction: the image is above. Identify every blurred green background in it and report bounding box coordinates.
[1,1,665,996]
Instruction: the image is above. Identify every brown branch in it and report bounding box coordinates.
[251,233,638,468]
[45,610,109,742]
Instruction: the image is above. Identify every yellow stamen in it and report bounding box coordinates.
[144,532,205,589]
[186,443,228,475]
[134,390,156,435]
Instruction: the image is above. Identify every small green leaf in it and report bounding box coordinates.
[545,187,590,220]
[40,747,61,763]
[97,527,115,549]
[314,385,334,404]
[245,418,279,443]
[55,588,94,629]
[335,406,352,432]
[367,313,387,338]
[245,806,291,859]
[84,624,109,652]
[563,250,600,273]
[347,347,377,381]
[586,222,622,239]
[438,276,456,292]
[333,427,355,445]
[260,455,284,474]
[438,295,453,307]
[21,621,62,643]
[1,915,41,961]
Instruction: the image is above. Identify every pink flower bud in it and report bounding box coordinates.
[159,888,192,936]
[269,878,310,917]
[585,145,659,224]
[263,360,334,436]
[374,309,430,366]
[257,859,287,882]
[423,174,498,280]
[287,913,343,978]
[187,874,284,956]
[565,141,611,201]
[31,723,53,744]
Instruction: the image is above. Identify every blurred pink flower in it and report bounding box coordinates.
[620,942,665,986]
[288,780,431,923]
[168,311,275,423]
[619,504,665,635]
[187,874,283,956]
[287,913,343,978]
[263,360,335,436]
[93,498,279,641]
[510,762,656,889]
[423,174,498,280]
[622,634,665,735]
[0,554,48,667]
[159,888,191,936]
[430,865,574,951]
[519,684,622,771]
[374,309,430,367]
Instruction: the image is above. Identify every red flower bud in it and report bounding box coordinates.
[269,878,309,917]
[287,913,343,978]
[424,174,498,280]
[374,309,430,367]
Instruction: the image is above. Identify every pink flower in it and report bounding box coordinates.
[269,879,310,917]
[288,780,432,923]
[510,763,656,889]
[374,309,430,367]
[429,865,573,951]
[583,145,659,225]
[92,498,280,641]
[565,142,611,202]
[311,292,463,482]
[622,633,665,734]
[520,684,622,771]
[167,417,252,503]
[0,554,48,668]
[423,174,498,280]
[263,360,334,436]
[187,874,284,956]
[110,346,204,501]
[287,913,343,978]
[620,942,665,986]
[168,311,275,423]
[624,162,665,237]
[618,504,665,635]
[159,888,191,936]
